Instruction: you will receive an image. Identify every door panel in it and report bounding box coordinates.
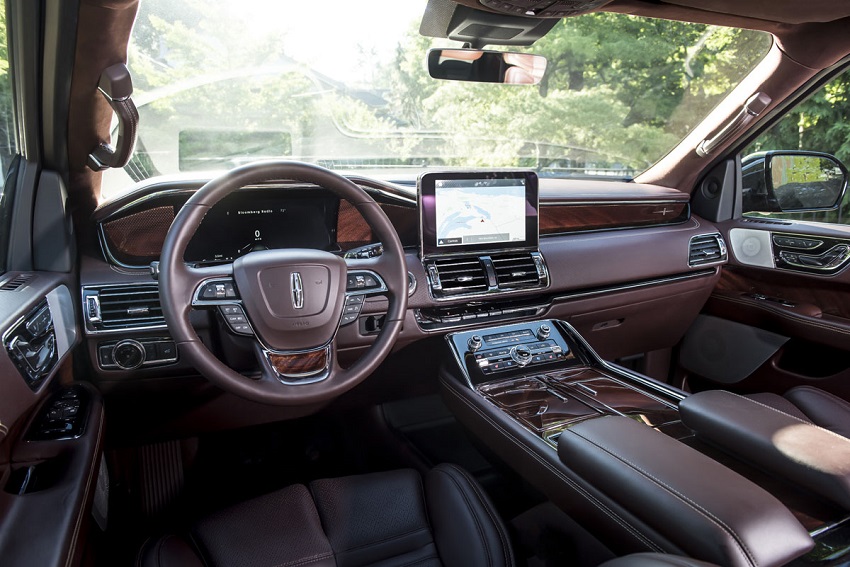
[680,218,850,396]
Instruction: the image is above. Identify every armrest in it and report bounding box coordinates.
[679,389,850,510]
[557,416,812,567]
[601,553,719,567]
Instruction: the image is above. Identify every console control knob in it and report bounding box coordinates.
[112,339,145,370]
[537,324,551,340]
[511,345,532,366]
[468,335,483,352]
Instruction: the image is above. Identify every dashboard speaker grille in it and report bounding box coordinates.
[689,233,727,267]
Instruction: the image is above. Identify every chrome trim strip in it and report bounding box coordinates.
[809,515,850,538]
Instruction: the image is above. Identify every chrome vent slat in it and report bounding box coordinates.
[689,233,727,267]
[432,258,489,294]
[85,284,166,331]
[492,253,541,288]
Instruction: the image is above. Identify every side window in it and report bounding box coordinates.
[0,5,18,273]
[742,68,850,225]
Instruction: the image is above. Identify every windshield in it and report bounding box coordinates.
[101,0,772,201]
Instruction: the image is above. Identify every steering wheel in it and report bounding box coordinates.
[159,161,408,405]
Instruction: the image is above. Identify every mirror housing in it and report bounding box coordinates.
[741,151,848,213]
[427,49,547,85]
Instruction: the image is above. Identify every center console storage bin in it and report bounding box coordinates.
[557,415,813,567]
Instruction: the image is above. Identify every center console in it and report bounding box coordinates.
[446,319,689,446]
[439,318,825,567]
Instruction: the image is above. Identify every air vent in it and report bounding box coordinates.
[492,253,542,288]
[429,258,489,295]
[84,284,165,331]
[0,273,34,291]
[689,234,728,267]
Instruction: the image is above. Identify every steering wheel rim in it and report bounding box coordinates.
[159,160,408,405]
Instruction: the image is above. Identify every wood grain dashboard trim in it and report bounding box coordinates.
[540,202,689,235]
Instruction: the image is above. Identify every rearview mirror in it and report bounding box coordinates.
[427,48,547,85]
[742,151,848,213]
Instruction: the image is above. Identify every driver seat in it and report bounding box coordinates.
[137,463,514,567]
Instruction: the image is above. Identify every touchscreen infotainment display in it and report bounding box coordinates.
[419,171,538,258]
[435,178,526,247]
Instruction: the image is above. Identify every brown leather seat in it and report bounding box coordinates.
[748,385,850,439]
[137,463,515,567]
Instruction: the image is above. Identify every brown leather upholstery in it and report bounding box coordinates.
[137,464,514,567]
[680,389,850,509]
[600,553,720,567]
[784,386,850,439]
[557,415,814,567]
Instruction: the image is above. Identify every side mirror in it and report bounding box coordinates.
[742,151,848,213]
[427,48,547,85]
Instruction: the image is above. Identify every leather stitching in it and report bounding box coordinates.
[725,391,850,444]
[270,552,335,567]
[443,464,513,567]
[432,466,494,566]
[565,427,758,567]
[441,378,663,551]
[186,533,212,567]
[336,527,431,552]
[392,556,441,567]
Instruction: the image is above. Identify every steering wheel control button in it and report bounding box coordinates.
[341,295,365,326]
[200,280,238,300]
[346,271,383,292]
[112,340,145,370]
[218,305,253,335]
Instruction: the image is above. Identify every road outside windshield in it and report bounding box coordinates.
[435,180,526,247]
[101,0,771,200]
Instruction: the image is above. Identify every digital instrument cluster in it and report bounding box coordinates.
[184,193,338,264]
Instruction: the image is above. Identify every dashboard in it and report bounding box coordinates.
[97,186,419,268]
[84,172,723,385]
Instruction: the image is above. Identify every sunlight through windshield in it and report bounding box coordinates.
[101,0,772,200]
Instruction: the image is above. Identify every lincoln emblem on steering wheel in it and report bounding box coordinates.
[291,272,304,309]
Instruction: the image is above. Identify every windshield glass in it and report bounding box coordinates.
[101,0,772,201]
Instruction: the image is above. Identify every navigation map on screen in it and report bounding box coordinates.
[434,178,527,247]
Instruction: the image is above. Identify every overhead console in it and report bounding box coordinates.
[418,171,548,300]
